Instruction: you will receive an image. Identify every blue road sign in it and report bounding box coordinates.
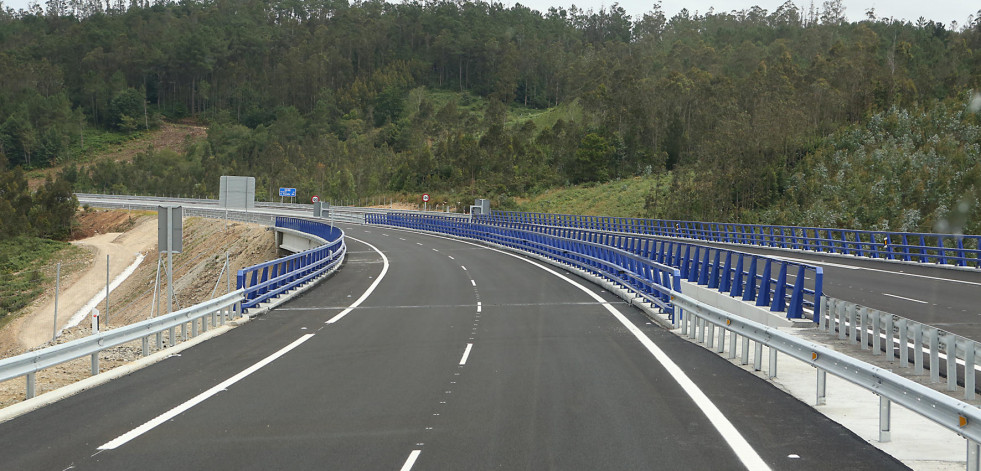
[279,187,296,197]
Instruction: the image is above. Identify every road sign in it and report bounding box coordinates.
[279,187,296,197]
[422,194,430,202]
[311,195,320,203]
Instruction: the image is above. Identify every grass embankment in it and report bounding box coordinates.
[0,238,88,325]
[517,175,668,218]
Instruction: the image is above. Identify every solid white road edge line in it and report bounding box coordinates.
[459,343,473,366]
[326,236,390,324]
[386,228,772,470]
[98,334,315,450]
[502,252,772,471]
[400,450,422,471]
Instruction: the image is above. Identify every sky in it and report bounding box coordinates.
[1,0,978,28]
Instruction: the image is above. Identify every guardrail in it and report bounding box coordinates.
[366,212,682,317]
[822,296,981,401]
[485,211,981,269]
[673,291,981,467]
[473,217,823,322]
[237,217,346,312]
[0,290,244,400]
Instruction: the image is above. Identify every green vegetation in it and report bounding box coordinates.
[0,237,69,318]
[1,0,979,233]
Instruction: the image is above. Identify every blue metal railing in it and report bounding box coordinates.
[366,212,684,320]
[237,217,346,311]
[474,218,823,322]
[483,211,981,269]
[367,212,823,323]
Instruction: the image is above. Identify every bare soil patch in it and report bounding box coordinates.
[0,210,276,408]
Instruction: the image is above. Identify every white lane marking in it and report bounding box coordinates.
[461,266,467,271]
[448,256,455,260]
[459,343,474,365]
[882,293,929,304]
[327,236,390,324]
[416,242,423,246]
[432,248,439,252]
[518,257,770,470]
[98,334,315,450]
[400,450,422,471]
[773,255,981,286]
[471,280,476,287]
[400,231,772,470]
[477,302,482,313]
[399,238,406,241]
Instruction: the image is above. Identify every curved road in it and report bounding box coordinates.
[0,223,904,469]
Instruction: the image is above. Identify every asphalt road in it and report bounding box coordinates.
[0,224,906,470]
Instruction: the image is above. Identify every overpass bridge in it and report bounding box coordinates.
[0,194,977,469]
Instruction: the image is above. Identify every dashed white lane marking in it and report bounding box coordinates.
[394,231,773,471]
[461,265,467,271]
[327,236,390,324]
[459,343,474,365]
[98,334,315,450]
[400,450,422,471]
[448,256,455,260]
[471,279,476,287]
[882,293,929,304]
[477,302,482,313]
[416,242,424,246]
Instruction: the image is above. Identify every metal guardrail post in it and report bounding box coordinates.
[967,343,977,401]
[930,328,941,383]
[769,347,778,379]
[914,323,924,374]
[754,342,763,371]
[741,337,750,365]
[26,372,36,399]
[947,335,958,392]
[816,369,827,405]
[880,396,892,442]
[969,441,980,471]
[91,353,99,376]
[898,319,909,367]
[871,310,881,356]
[885,315,895,361]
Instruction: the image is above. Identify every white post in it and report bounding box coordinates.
[52,262,60,341]
[105,254,110,326]
[91,308,100,334]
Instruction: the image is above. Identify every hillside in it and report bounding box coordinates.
[1,1,979,234]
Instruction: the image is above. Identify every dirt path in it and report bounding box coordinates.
[12,217,158,350]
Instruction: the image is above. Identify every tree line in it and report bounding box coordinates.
[1,0,979,233]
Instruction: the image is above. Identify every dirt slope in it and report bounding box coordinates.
[0,209,277,407]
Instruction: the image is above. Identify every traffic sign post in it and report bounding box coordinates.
[422,193,430,212]
[279,187,297,203]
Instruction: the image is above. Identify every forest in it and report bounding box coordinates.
[1,0,980,235]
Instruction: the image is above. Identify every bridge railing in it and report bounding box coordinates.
[484,211,981,269]
[366,212,683,318]
[237,217,345,312]
[473,217,823,322]
[673,292,981,466]
[822,296,981,401]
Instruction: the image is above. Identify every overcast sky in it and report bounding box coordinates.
[1,0,978,28]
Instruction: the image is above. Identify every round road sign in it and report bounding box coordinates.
[422,194,430,202]
[311,195,320,203]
